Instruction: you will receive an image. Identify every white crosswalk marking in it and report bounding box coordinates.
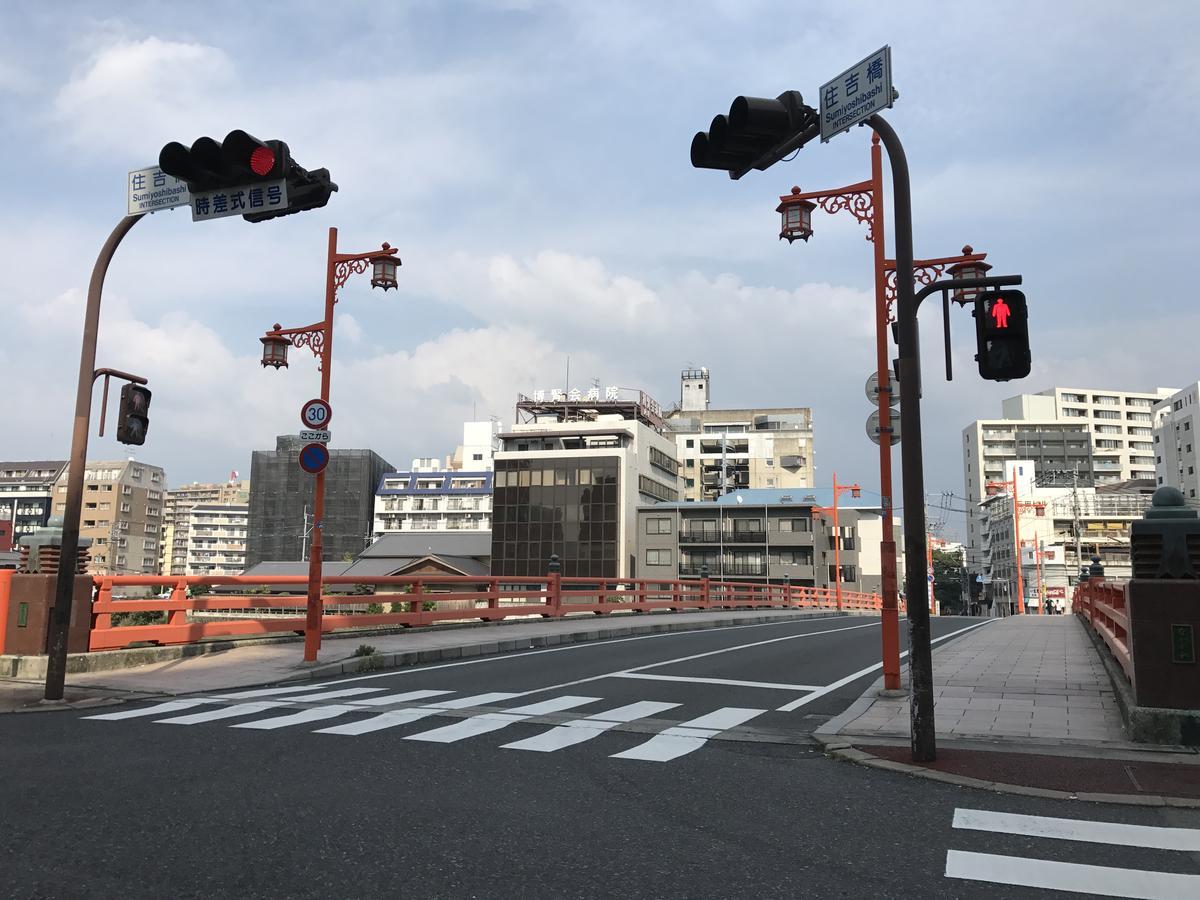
[404,696,602,744]
[210,685,353,700]
[155,701,290,725]
[348,690,453,707]
[945,849,1200,899]
[232,705,360,730]
[611,707,765,762]
[85,699,216,720]
[313,692,520,736]
[262,687,386,702]
[953,808,1200,853]
[502,701,680,753]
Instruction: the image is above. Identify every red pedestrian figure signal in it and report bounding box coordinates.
[990,296,1011,329]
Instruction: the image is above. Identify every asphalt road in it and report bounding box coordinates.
[3,614,1198,898]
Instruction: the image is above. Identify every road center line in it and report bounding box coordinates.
[612,673,823,691]
[776,620,993,712]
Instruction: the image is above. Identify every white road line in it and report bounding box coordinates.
[231,705,360,730]
[264,687,387,702]
[348,690,453,706]
[293,616,878,689]
[502,701,681,753]
[210,685,351,700]
[953,808,1200,853]
[610,707,766,762]
[84,699,216,720]
[313,692,523,736]
[613,673,821,691]
[944,849,1200,899]
[776,620,993,711]
[403,696,601,744]
[155,701,291,725]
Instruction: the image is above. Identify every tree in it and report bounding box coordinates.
[932,549,965,614]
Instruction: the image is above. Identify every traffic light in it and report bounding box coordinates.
[973,289,1031,381]
[242,166,336,223]
[691,92,819,178]
[115,384,152,446]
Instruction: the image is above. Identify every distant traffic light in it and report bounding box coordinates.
[115,384,152,446]
[691,92,819,178]
[973,289,1031,381]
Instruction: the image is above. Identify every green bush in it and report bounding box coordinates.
[111,611,167,627]
[352,644,377,657]
[366,602,384,614]
[389,601,407,613]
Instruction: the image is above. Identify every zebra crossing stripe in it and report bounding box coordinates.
[953,808,1200,853]
[611,707,765,762]
[231,705,361,730]
[945,849,1200,899]
[261,687,386,702]
[84,699,217,721]
[155,701,291,725]
[210,685,355,700]
[502,701,680,753]
[404,696,601,744]
[348,690,453,707]
[313,692,522,736]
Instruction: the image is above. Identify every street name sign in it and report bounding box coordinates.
[127,166,189,215]
[298,442,330,475]
[300,429,331,443]
[300,398,332,429]
[820,46,894,143]
[190,179,288,222]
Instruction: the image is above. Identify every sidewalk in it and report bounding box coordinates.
[5,607,844,698]
[817,615,1200,806]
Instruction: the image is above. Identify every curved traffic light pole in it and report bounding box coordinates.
[44,213,145,701]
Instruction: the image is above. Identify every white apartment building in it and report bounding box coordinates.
[184,504,248,576]
[161,478,250,575]
[373,471,493,535]
[492,388,681,579]
[963,385,1175,571]
[1153,382,1200,501]
[666,368,814,501]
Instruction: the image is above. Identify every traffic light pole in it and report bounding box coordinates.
[45,213,145,701]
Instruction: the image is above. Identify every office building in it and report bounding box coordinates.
[50,459,166,575]
[1153,382,1200,501]
[246,436,393,567]
[636,488,902,593]
[491,388,680,579]
[373,470,493,535]
[161,478,250,576]
[666,368,814,501]
[0,460,67,548]
[184,504,249,576]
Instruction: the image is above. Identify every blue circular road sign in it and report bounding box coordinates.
[298,442,330,475]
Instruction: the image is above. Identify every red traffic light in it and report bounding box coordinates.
[250,145,276,176]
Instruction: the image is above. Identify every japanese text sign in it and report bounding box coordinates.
[191,179,288,222]
[820,46,894,142]
[127,166,190,215]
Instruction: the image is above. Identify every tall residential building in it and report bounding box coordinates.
[666,368,814,501]
[450,420,503,471]
[637,488,903,593]
[184,504,249,576]
[962,384,1176,571]
[246,436,393,566]
[373,471,493,535]
[0,460,67,547]
[1153,381,1200,501]
[161,478,250,576]
[491,389,680,579]
[51,459,166,575]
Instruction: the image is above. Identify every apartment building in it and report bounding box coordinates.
[1153,381,1200,501]
[246,436,393,566]
[977,460,1149,615]
[51,459,166,575]
[373,471,493,535]
[0,460,67,547]
[963,385,1175,571]
[666,368,814,501]
[161,478,250,576]
[184,504,249,576]
[491,388,680,579]
[636,488,902,593]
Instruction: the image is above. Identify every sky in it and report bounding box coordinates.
[2,0,1199,541]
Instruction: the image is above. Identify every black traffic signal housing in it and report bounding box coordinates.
[115,384,152,446]
[159,130,337,223]
[691,92,818,179]
[973,289,1031,382]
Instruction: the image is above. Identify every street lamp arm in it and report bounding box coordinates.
[332,243,401,295]
[914,274,1022,312]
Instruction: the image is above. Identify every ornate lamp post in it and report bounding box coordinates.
[812,473,861,612]
[261,227,400,662]
[777,132,990,690]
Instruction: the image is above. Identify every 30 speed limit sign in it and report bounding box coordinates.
[300,398,332,429]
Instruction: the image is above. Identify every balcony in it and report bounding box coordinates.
[723,563,766,577]
[727,531,766,543]
[679,530,720,544]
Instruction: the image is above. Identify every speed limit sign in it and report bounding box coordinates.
[300,398,332,429]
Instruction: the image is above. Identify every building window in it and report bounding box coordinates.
[685,478,695,488]
[639,475,679,503]
[473,453,483,461]
[649,446,680,476]
[645,517,672,535]
[645,549,672,566]
[684,459,695,468]
[733,518,763,534]
[685,439,694,448]
[776,518,811,532]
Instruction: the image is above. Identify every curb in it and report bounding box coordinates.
[811,733,1200,808]
[280,610,851,683]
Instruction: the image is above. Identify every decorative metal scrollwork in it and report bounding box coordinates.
[816,191,875,243]
[289,329,326,370]
[883,264,946,324]
[333,258,371,296]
